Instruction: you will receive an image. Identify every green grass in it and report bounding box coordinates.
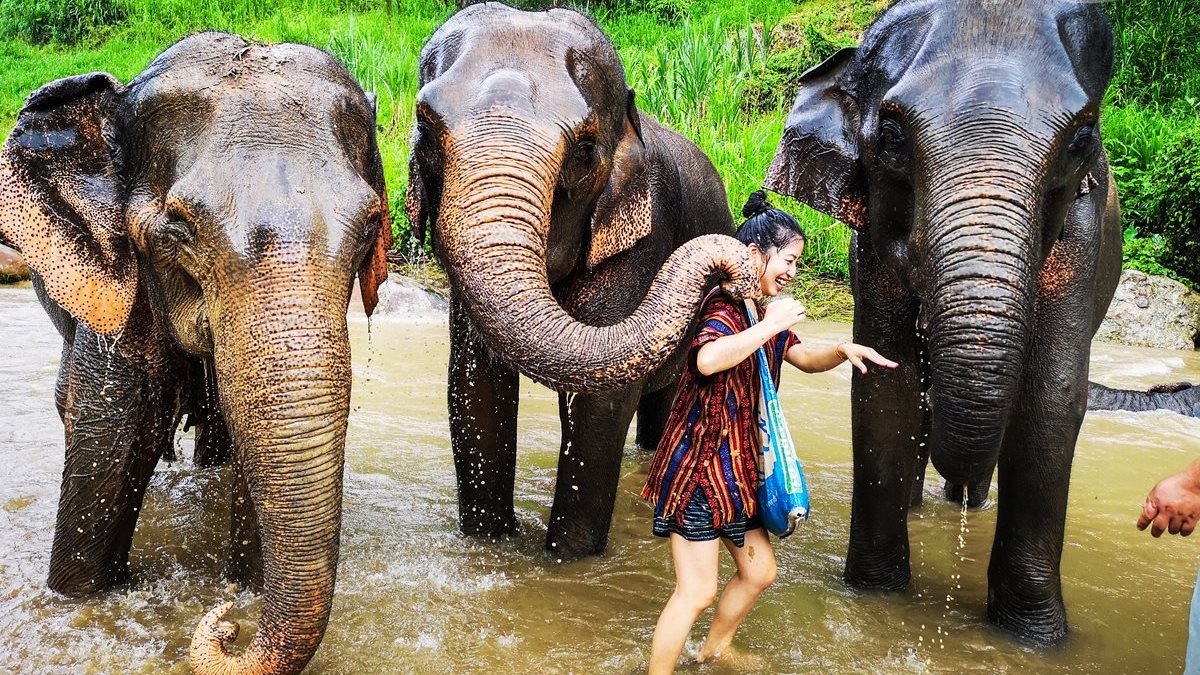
[1,0,1197,287]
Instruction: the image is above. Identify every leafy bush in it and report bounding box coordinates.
[1122,226,1192,288]
[1143,129,1200,286]
[1104,0,1200,110]
[0,0,126,44]
[741,26,845,115]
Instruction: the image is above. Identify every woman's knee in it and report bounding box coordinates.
[676,579,719,610]
[739,552,777,591]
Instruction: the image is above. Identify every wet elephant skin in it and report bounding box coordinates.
[1087,381,1200,417]
[765,0,1122,644]
[0,33,392,674]
[407,4,759,558]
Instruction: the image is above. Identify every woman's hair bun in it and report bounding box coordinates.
[741,190,772,219]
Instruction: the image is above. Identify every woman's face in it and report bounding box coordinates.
[753,238,805,298]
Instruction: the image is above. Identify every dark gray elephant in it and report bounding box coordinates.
[1088,381,1200,417]
[765,0,1121,643]
[0,33,392,674]
[949,381,1200,508]
[406,3,757,557]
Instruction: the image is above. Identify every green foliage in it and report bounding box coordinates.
[644,0,693,22]
[1121,226,1192,288]
[0,0,126,45]
[1104,0,1200,110]
[1143,130,1200,286]
[1,0,1195,287]
[741,26,844,115]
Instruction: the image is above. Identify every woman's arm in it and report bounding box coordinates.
[694,298,807,376]
[785,340,898,374]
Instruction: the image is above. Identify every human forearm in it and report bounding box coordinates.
[695,321,783,376]
[785,342,846,373]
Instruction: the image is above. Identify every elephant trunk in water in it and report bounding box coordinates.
[190,275,350,675]
[923,142,1035,488]
[435,111,757,393]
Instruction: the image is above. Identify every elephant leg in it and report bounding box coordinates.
[547,385,641,559]
[987,323,1090,642]
[844,238,924,590]
[448,296,520,537]
[48,328,169,596]
[634,384,675,451]
[225,453,264,589]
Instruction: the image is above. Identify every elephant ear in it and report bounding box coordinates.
[764,47,868,230]
[358,113,394,317]
[587,88,652,270]
[404,152,428,248]
[0,72,137,334]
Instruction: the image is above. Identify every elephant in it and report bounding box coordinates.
[1087,381,1200,417]
[946,380,1200,508]
[0,32,392,673]
[764,0,1121,643]
[406,3,758,558]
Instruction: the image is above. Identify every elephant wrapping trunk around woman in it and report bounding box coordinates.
[0,32,392,674]
[408,3,759,557]
[765,0,1121,643]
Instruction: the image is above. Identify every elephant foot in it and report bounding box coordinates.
[942,478,992,509]
[459,507,518,540]
[48,562,129,598]
[545,519,607,561]
[843,549,910,591]
[987,586,1068,645]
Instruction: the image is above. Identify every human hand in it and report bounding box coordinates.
[764,297,806,331]
[1137,462,1200,537]
[836,342,899,375]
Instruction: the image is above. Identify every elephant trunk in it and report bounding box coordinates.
[435,112,757,393]
[190,280,351,675]
[923,169,1036,488]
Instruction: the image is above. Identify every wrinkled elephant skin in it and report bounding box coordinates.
[0,33,391,674]
[408,5,758,558]
[765,0,1121,644]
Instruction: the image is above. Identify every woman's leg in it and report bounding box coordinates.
[649,535,721,675]
[699,527,777,661]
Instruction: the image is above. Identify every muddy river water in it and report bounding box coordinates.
[1,282,1199,673]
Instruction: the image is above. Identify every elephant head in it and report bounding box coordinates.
[765,0,1114,486]
[408,4,757,392]
[0,33,392,674]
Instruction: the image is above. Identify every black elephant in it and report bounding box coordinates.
[0,33,392,674]
[1088,381,1200,417]
[405,3,757,558]
[764,0,1121,643]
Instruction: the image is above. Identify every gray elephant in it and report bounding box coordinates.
[406,3,757,557]
[0,33,392,674]
[765,0,1121,643]
[1088,381,1200,417]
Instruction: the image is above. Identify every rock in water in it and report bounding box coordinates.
[372,273,449,320]
[0,244,30,283]
[1095,270,1200,350]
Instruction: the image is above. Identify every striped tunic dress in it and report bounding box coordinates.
[642,288,799,531]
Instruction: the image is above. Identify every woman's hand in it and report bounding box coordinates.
[764,297,806,331]
[836,342,899,375]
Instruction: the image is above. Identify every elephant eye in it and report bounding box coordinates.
[877,118,909,172]
[159,219,195,246]
[572,139,597,166]
[1069,123,1097,154]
